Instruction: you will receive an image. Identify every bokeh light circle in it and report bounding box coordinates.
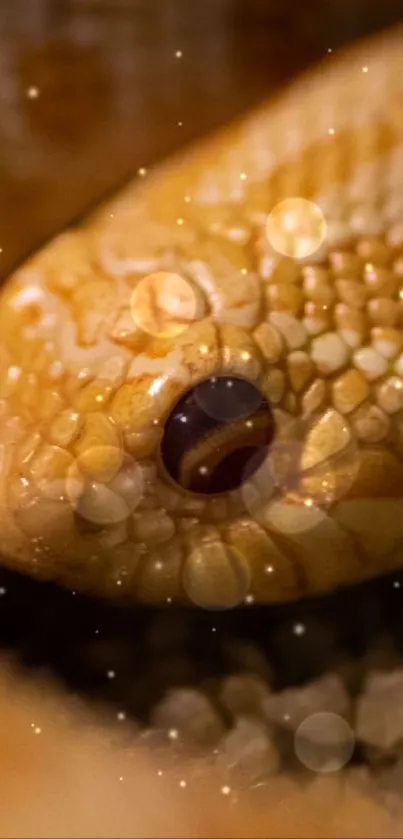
[193,375,263,424]
[294,712,354,773]
[266,198,327,259]
[130,272,197,338]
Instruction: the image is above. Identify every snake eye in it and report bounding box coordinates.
[160,375,275,495]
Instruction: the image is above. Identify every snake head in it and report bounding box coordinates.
[1,26,403,608]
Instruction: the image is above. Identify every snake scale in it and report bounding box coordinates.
[1,25,403,609]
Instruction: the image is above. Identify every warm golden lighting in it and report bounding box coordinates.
[266,198,327,259]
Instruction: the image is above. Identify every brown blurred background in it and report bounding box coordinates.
[0,0,402,280]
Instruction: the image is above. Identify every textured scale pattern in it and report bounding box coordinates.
[1,26,403,607]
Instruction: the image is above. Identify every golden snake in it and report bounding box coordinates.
[1,25,403,609]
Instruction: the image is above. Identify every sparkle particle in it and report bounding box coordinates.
[293,622,306,636]
[138,167,147,177]
[179,779,187,788]
[221,785,231,796]
[175,50,183,58]
[117,711,126,721]
[0,587,7,596]
[107,669,116,680]
[362,66,368,73]
[27,86,40,99]
[168,728,179,741]
[176,217,184,226]
[245,594,254,604]
[328,128,335,135]
[393,581,401,589]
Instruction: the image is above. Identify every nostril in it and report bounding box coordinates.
[160,375,275,495]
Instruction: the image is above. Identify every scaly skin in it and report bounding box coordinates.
[1,26,403,607]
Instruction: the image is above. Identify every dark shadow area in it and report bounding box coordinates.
[0,557,402,721]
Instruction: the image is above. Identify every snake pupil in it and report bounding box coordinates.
[160,375,275,495]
